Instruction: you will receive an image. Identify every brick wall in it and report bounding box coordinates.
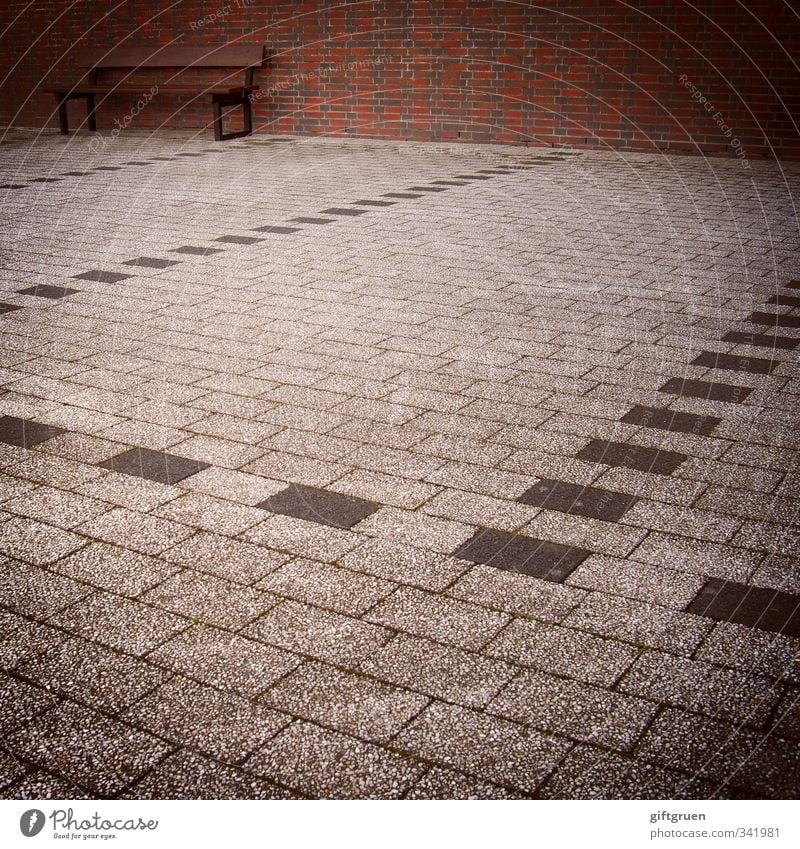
[1,0,798,157]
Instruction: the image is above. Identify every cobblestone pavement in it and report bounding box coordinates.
[0,128,798,799]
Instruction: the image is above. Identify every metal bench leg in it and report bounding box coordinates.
[55,94,69,134]
[242,98,252,136]
[212,98,223,142]
[86,94,97,132]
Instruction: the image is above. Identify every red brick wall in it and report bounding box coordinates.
[1,1,798,157]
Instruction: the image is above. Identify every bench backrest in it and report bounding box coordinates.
[77,43,265,70]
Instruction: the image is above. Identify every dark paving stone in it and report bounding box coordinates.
[17,284,80,299]
[30,177,63,182]
[406,186,448,192]
[748,311,800,329]
[452,528,590,583]
[352,199,396,206]
[620,404,722,436]
[123,257,181,269]
[687,579,800,638]
[0,183,26,188]
[766,294,800,308]
[452,174,494,180]
[660,377,752,403]
[0,303,23,314]
[176,152,204,157]
[61,171,93,176]
[381,192,423,199]
[252,225,303,233]
[477,169,513,174]
[125,161,152,165]
[319,207,368,215]
[721,330,799,350]
[93,166,121,171]
[431,180,468,185]
[256,483,379,529]
[517,479,637,522]
[0,415,65,448]
[100,447,210,484]
[72,269,133,283]
[151,156,176,161]
[576,439,688,475]
[172,245,224,255]
[288,216,335,225]
[784,280,800,290]
[691,350,779,375]
[214,235,264,245]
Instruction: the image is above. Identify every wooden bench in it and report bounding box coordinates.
[46,43,265,141]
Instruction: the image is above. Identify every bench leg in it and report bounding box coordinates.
[242,98,252,136]
[55,94,69,135]
[212,99,223,142]
[86,94,97,132]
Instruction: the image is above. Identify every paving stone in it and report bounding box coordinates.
[15,637,168,714]
[6,700,171,796]
[692,350,780,374]
[0,610,68,668]
[143,570,276,630]
[361,634,517,708]
[71,269,133,283]
[406,766,519,799]
[0,415,64,448]
[576,438,688,475]
[564,592,712,655]
[517,478,636,521]
[453,528,590,582]
[488,669,657,751]
[637,707,800,798]
[123,256,181,269]
[566,554,705,608]
[696,622,800,683]
[99,446,210,484]
[485,618,639,686]
[660,376,752,403]
[621,501,742,543]
[686,578,800,638]
[77,471,179,511]
[262,661,427,743]
[149,625,300,697]
[365,586,509,650]
[619,651,779,725]
[448,563,586,621]
[172,245,224,255]
[164,530,287,584]
[124,675,289,761]
[0,672,59,734]
[722,330,798,350]
[125,749,293,799]
[214,234,264,244]
[0,559,90,615]
[631,532,761,583]
[258,558,394,616]
[393,701,571,794]
[339,537,468,591]
[257,483,378,529]
[179,465,288,505]
[620,404,722,436]
[3,485,110,529]
[78,507,194,555]
[539,745,714,799]
[329,469,439,509]
[246,720,424,799]
[245,600,392,668]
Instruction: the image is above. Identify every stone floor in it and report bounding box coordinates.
[0,127,798,800]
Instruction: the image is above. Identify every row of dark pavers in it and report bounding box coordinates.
[1,402,798,640]
[0,138,297,190]
[0,163,546,305]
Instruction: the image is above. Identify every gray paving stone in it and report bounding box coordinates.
[406,766,519,799]
[154,491,266,535]
[77,507,194,555]
[489,668,657,751]
[393,701,572,794]
[49,590,188,657]
[262,661,427,743]
[244,600,392,668]
[124,675,290,761]
[149,624,300,697]
[242,514,361,562]
[695,622,800,684]
[0,516,87,565]
[6,701,171,797]
[0,672,60,734]
[362,633,518,708]
[485,618,640,686]
[246,720,425,799]
[0,610,68,669]
[1,769,91,800]
[365,585,509,649]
